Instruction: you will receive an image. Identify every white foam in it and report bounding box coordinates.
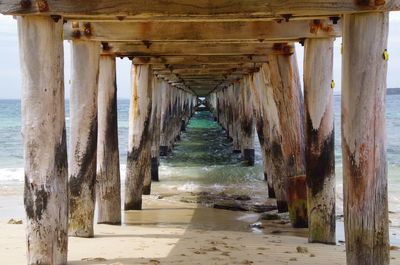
[0,168,24,183]
[177,182,201,192]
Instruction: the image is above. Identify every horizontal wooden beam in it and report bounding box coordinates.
[154,68,254,75]
[1,1,399,19]
[152,63,262,71]
[133,55,269,65]
[103,42,294,56]
[64,20,340,42]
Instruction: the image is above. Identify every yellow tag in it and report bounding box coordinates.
[383,49,389,61]
[331,80,335,89]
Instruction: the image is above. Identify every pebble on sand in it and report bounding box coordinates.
[7,218,22,224]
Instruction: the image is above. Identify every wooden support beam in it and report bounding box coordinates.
[103,42,294,56]
[342,12,389,265]
[240,76,255,166]
[132,55,270,65]
[231,82,242,152]
[253,55,307,228]
[152,63,261,71]
[18,16,68,265]
[125,64,153,210]
[304,38,335,244]
[160,81,172,156]
[64,20,340,42]
[69,40,100,238]
[266,54,307,228]
[150,77,162,182]
[2,1,399,19]
[249,72,275,198]
[96,55,121,225]
[155,69,253,76]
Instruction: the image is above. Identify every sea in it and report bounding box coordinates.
[0,94,399,243]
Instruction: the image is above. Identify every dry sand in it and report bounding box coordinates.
[1,196,400,265]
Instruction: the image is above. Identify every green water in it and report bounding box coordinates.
[156,110,268,200]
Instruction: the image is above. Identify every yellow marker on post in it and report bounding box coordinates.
[383,49,389,61]
[331,80,335,90]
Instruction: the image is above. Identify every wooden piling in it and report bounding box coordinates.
[18,16,68,264]
[150,77,162,182]
[240,77,255,166]
[69,40,100,237]
[266,53,307,227]
[231,82,242,153]
[159,81,171,156]
[249,73,275,198]
[342,12,389,265]
[304,38,335,244]
[125,64,153,210]
[96,55,121,225]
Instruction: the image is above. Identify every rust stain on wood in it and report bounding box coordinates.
[36,0,48,12]
[309,20,333,34]
[83,22,92,37]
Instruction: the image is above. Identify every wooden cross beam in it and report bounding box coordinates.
[102,42,294,56]
[154,68,255,75]
[152,63,262,71]
[132,55,270,65]
[1,1,399,20]
[64,20,340,42]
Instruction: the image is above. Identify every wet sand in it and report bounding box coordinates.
[1,194,400,265]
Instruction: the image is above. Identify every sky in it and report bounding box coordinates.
[0,13,399,99]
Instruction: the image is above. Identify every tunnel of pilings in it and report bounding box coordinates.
[0,2,397,264]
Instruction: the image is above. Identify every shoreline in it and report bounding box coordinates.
[1,195,400,265]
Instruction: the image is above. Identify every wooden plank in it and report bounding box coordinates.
[342,12,389,265]
[96,55,121,225]
[1,1,399,18]
[103,42,294,56]
[64,20,340,42]
[19,16,68,265]
[69,40,100,238]
[132,55,270,65]
[304,38,335,244]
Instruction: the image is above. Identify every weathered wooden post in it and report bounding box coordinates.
[226,85,235,143]
[150,77,162,182]
[125,64,153,210]
[18,16,68,264]
[304,38,335,244]
[267,53,307,227]
[159,81,171,156]
[249,72,275,198]
[96,54,121,225]
[69,40,100,237]
[240,77,255,166]
[232,81,242,153]
[254,54,307,228]
[342,12,389,265]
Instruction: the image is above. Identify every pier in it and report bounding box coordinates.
[0,1,398,264]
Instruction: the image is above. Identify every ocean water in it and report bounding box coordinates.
[0,95,399,223]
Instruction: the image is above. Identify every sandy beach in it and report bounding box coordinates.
[1,192,400,265]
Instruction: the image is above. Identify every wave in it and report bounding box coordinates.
[0,167,24,183]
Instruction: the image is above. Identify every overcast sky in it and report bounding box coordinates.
[0,13,399,99]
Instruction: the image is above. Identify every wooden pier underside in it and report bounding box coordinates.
[1,1,397,265]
